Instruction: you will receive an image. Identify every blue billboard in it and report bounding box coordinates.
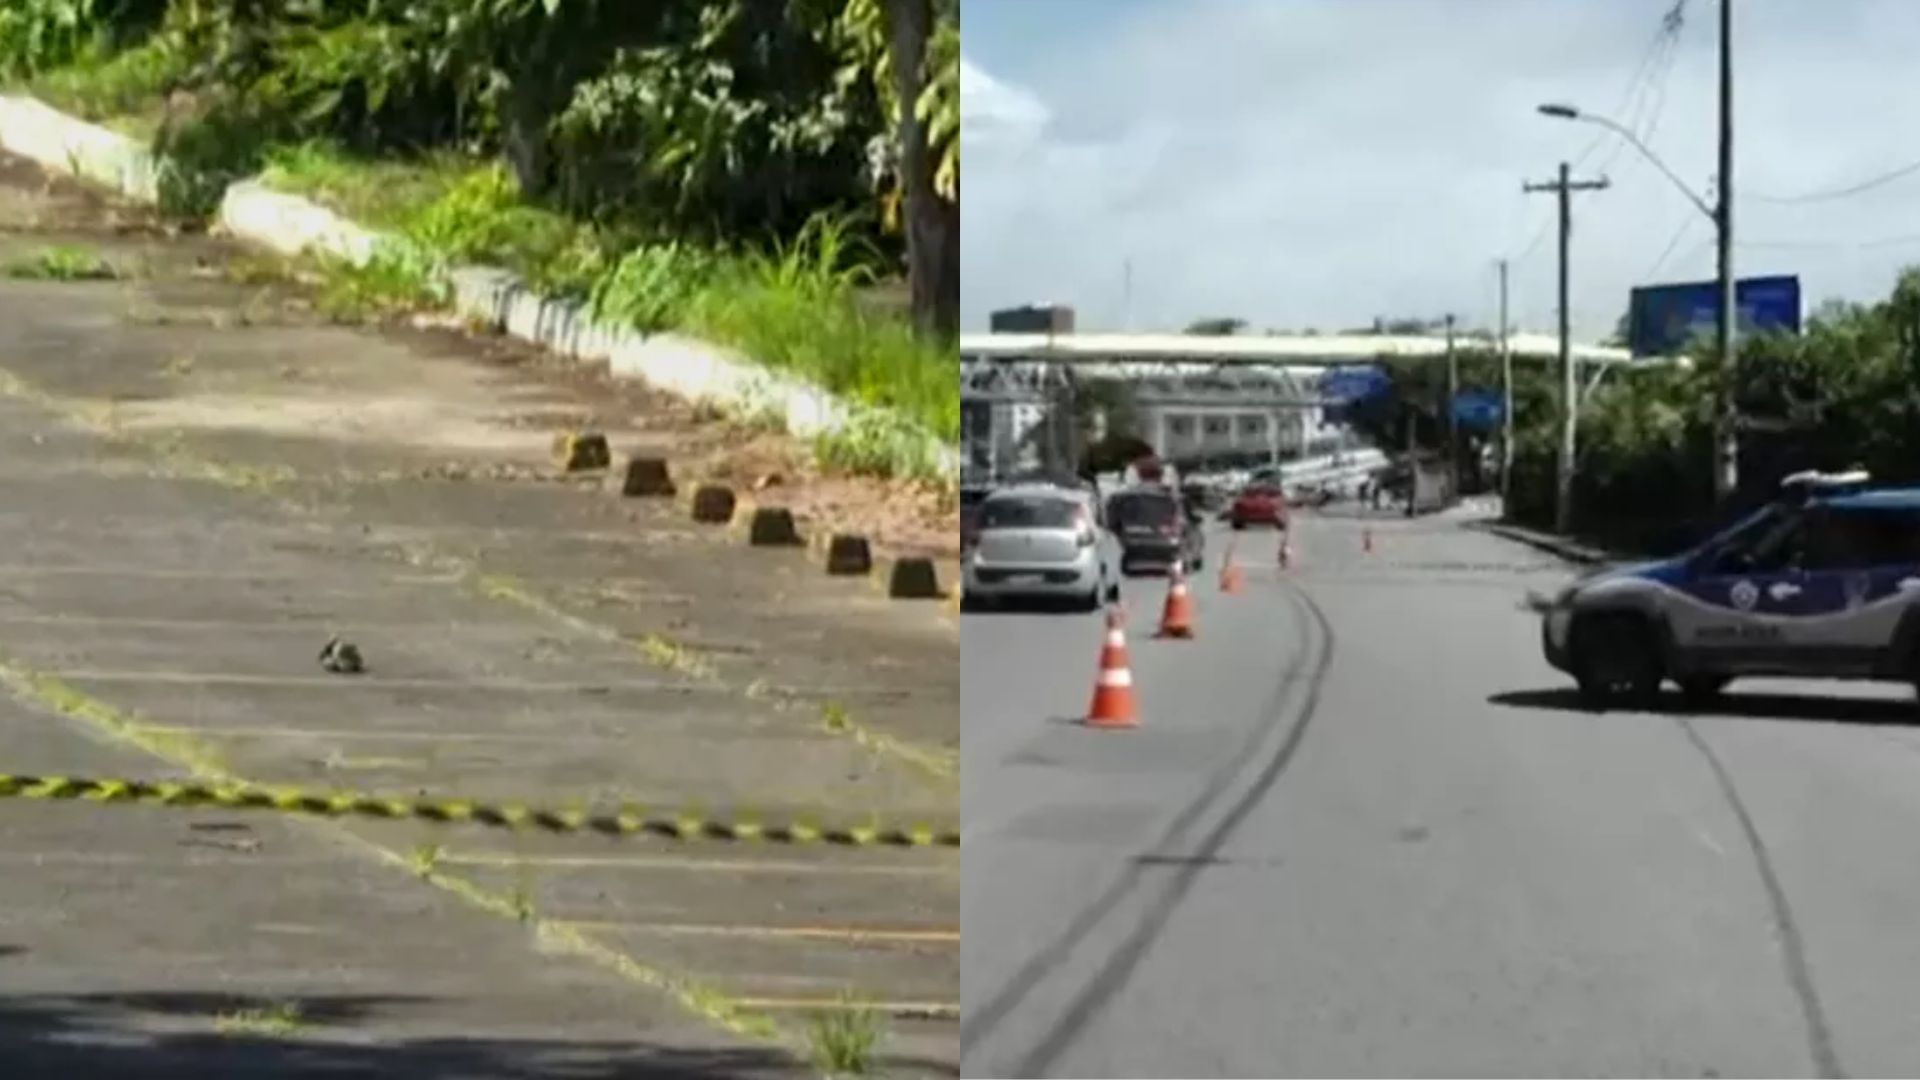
[1627,274,1801,358]
[1320,364,1391,404]
[1451,389,1504,431]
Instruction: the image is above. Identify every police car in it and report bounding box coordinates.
[1538,470,1920,708]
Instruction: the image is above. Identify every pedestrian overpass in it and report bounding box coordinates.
[959,331,1631,482]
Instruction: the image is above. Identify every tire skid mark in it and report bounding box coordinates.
[1676,719,1844,1080]
[962,582,1337,1073]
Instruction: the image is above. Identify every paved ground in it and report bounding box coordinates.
[0,686,799,1078]
[962,509,1920,1078]
[0,155,956,1073]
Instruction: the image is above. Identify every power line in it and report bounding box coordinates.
[1737,232,1920,252]
[1508,0,1686,266]
[1746,156,1920,204]
[1641,214,1698,281]
[1573,0,1685,169]
[1593,13,1685,177]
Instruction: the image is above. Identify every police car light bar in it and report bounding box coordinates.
[1779,469,1871,490]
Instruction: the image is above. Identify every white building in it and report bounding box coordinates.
[959,331,1632,482]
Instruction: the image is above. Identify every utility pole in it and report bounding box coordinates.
[1713,0,1738,503]
[1525,161,1610,535]
[1497,259,1513,506]
[1444,313,1459,500]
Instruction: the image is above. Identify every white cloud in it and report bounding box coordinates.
[963,0,1920,340]
[960,56,1051,149]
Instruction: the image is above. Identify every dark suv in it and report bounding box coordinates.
[1107,484,1205,575]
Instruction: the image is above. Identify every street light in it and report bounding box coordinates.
[1535,103,1713,221]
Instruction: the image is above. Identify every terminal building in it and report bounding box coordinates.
[960,304,1632,483]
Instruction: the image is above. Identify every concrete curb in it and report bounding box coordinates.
[1476,521,1611,566]
[0,93,957,480]
[0,95,158,201]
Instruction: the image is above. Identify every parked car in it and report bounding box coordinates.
[1230,484,1289,530]
[959,485,992,551]
[962,484,1120,612]
[1107,485,1205,575]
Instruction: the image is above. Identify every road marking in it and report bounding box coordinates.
[43,669,711,693]
[0,613,531,634]
[137,724,689,745]
[732,996,960,1018]
[0,563,457,583]
[45,667,918,700]
[0,851,331,867]
[563,920,959,944]
[438,852,953,876]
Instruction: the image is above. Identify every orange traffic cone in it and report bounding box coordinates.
[1157,560,1196,639]
[1084,606,1139,729]
[1218,543,1242,593]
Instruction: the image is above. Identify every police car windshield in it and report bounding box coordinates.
[1699,505,1781,556]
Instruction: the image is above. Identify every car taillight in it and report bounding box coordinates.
[1160,523,1180,537]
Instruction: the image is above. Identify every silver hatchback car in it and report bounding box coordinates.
[962,484,1121,612]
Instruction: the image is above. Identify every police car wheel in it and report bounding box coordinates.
[1571,614,1663,709]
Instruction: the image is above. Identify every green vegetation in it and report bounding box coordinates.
[4,243,118,279]
[1354,270,1920,553]
[3,0,959,481]
[213,1000,306,1038]
[406,841,443,879]
[806,995,884,1078]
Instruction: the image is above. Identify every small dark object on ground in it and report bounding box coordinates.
[319,635,365,675]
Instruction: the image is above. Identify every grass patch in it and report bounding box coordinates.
[213,1001,306,1038]
[9,86,952,478]
[407,841,443,879]
[312,246,445,323]
[258,141,474,231]
[806,994,884,1078]
[509,865,537,924]
[255,144,955,479]
[5,244,117,280]
[635,632,717,680]
[27,38,181,138]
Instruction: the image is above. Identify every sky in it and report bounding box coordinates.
[962,0,1920,342]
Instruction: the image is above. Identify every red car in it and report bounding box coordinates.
[1230,484,1288,530]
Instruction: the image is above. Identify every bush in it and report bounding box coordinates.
[1506,267,1920,547]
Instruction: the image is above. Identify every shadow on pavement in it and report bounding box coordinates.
[960,597,1101,616]
[0,988,801,1080]
[1491,687,1920,726]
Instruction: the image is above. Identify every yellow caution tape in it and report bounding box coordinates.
[0,773,958,848]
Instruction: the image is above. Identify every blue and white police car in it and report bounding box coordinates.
[1538,470,1920,708]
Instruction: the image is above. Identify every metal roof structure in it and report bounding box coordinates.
[959,331,1634,367]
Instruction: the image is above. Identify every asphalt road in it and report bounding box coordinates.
[962,509,1920,1078]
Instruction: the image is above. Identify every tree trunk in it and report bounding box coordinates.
[934,181,959,338]
[501,76,554,199]
[884,0,956,340]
